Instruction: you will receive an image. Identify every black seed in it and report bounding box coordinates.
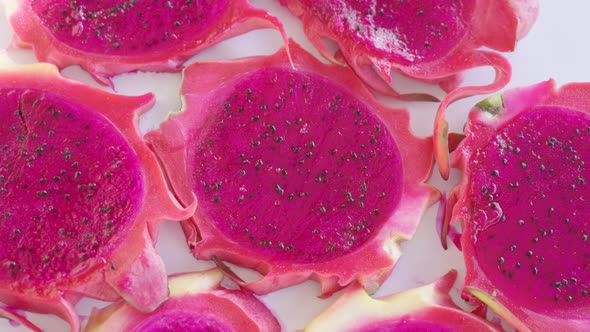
[526,251,533,257]
[498,257,505,265]
[275,184,284,195]
[583,234,588,241]
[520,161,527,168]
[519,219,525,226]
[532,267,538,275]
[566,296,573,302]
[491,170,499,176]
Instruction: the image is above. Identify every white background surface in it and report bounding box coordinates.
[0,0,588,331]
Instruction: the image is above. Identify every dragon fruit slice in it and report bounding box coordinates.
[0,62,194,331]
[7,0,290,86]
[445,80,590,331]
[305,270,499,331]
[279,0,538,99]
[84,269,280,332]
[146,41,437,296]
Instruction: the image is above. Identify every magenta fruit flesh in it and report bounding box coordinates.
[146,41,437,296]
[446,80,590,331]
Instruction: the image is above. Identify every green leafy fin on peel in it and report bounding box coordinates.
[305,270,501,331]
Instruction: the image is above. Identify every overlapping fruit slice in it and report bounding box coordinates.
[0,61,193,331]
[279,0,538,99]
[84,269,280,332]
[445,80,590,331]
[146,41,437,296]
[305,270,500,331]
[7,0,289,85]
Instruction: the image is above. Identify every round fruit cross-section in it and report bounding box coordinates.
[187,67,403,264]
[30,0,227,56]
[146,42,436,295]
[0,88,143,287]
[307,0,473,64]
[468,106,590,314]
